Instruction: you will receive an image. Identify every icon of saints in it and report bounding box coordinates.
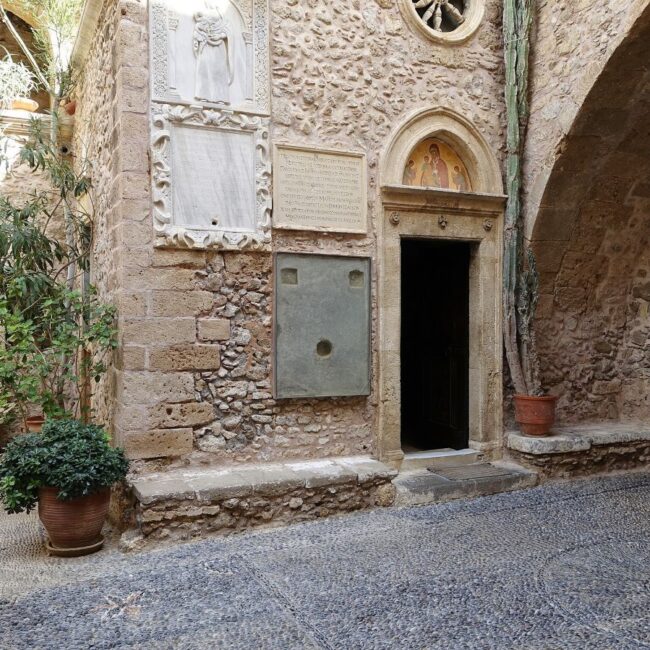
[403,159,416,185]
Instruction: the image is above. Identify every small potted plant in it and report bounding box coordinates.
[0,419,128,556]
[0,51,37,112]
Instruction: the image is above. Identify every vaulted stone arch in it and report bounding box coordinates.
[529,5,650,423]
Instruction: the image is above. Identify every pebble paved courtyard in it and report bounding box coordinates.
[1,471,649,649]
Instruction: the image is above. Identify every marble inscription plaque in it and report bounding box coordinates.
[273,145,367,233]
[150,104,271,251]
[171,125,256,232]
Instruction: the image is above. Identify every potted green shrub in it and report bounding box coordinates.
[0,419,128,556]
[0,51,37,112]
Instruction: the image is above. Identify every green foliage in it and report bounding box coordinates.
[0,51,35,107]
[3,0,84,102]
[0,419,128,514]
[503,0,539,395]
[0,284,117,425]
[0,194,68,320]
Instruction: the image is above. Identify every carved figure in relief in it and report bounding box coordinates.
[429,143,449,188]
[411,0,465,32]
[193,4,234,104]
[403,159,416,185]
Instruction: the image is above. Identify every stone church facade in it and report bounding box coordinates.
[11,0,647,540]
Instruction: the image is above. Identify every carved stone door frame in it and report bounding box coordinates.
[376,107,506,466]
[377,187,505,465]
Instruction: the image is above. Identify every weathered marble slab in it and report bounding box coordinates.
[151,104,271,250]
[171,125,256,232]
[273,144,368,233]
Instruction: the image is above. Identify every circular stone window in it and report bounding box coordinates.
[399,0,485,44]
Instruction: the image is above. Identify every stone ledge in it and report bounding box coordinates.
[508,423,650,455]
[128,457,398,543]
[131,456,396,506]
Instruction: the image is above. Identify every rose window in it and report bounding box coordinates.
[411,0,466,33]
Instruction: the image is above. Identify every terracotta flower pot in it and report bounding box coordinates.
[10,97,38,112]
[38,487,110,556]
[63,99,76,115]
[513,394,557,437]
[25,415,45,433]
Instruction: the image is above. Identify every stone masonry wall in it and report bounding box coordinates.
[98,0,509,472]
[135,476,395,544]
[536,190,650,423]
[74,0,149,433]
[531,6,650,425]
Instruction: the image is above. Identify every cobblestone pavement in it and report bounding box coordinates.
[1,471,649,649]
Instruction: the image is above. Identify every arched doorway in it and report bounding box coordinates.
[529,6,650,425]
[378,107,505,465]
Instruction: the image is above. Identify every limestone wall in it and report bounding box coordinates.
[73,0,148,432]
[536,177,650,423]
[70,0,509,470]
[529,4,650,424]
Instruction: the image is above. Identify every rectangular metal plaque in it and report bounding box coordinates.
[274,254,371,399]
[273,144,367,233]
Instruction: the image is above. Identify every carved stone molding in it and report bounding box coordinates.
[398,0,485,45]
[151,104,271,251]
[150,0,269,115]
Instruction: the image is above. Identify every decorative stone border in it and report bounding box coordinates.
[150,104,272,251]
[378,107,505,465]
[398,0,485,45]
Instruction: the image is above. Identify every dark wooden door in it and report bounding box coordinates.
[401,239,470,450]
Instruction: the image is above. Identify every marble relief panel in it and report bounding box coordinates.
[150,0,269,114]
[149,0,270,250]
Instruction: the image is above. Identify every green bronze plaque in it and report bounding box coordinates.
[274,253,371,399]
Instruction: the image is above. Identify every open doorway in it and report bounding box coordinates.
[401,238,470,452]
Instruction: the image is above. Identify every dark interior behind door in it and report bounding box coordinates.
[401,238,470,451]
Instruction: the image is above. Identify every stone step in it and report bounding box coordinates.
[393,461,538,507]
[400,448,481,471]
[506,423,650,478]
[128,456,398,544]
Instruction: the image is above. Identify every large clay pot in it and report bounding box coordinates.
[38,487,110,556]
[514,395,557,437]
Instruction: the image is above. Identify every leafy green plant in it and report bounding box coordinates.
[0,51,35,108]
[0,418,128,514]
[0,283,117,427]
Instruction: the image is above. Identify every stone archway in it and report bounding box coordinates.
[377,107,505,465]
[529,6,650,424]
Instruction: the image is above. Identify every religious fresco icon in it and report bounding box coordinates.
[402,137,471,192]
